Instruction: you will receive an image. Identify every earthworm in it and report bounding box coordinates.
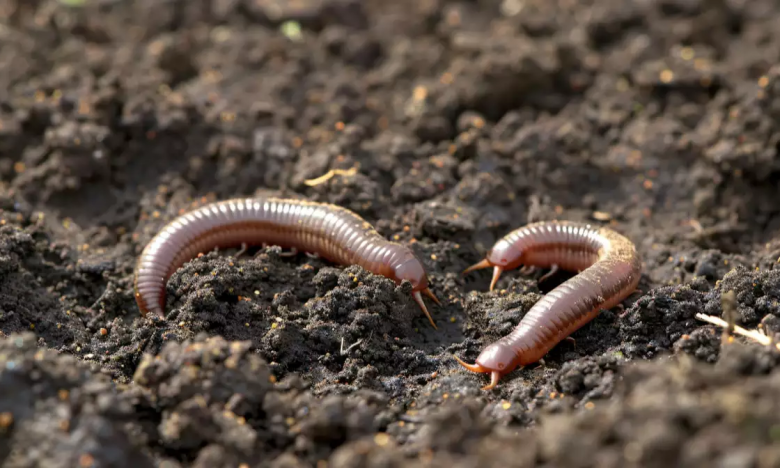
[133,198,440,327]
[457,221,642,389]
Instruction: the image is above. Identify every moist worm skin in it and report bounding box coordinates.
[133,198,440,327]
[458,221,642,389]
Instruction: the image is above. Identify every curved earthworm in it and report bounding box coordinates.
[457,221,642,389]
[133,198,440,327]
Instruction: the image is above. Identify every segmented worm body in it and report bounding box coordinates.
[458,221,642,389]
[134,198,440,326]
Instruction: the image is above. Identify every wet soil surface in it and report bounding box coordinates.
[2,0,780,466]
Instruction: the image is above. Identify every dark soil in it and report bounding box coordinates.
[2,0,780,466]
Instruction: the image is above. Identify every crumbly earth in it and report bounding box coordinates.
[1,0,780,466]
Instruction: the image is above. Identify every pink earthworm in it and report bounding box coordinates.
[457,221,642,389]
[134,198,440,327]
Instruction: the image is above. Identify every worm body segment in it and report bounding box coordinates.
[459,221,642,389]
[134,198,440,326]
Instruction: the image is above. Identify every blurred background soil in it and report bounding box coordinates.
[2,0,780,466]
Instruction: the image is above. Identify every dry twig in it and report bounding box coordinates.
[720,290,737,343]
[695,313,779,350]
[693,289,780,350]
[303,164,360,186]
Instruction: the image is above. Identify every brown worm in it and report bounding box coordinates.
[133,198,440,327]
[457,221,642,389]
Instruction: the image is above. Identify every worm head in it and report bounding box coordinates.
[454,342,519,390]
[463,238,524,292]
[394,257,428,291]
[475,342,518,374]
[485,238,522,270]
[395,255,441,329]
